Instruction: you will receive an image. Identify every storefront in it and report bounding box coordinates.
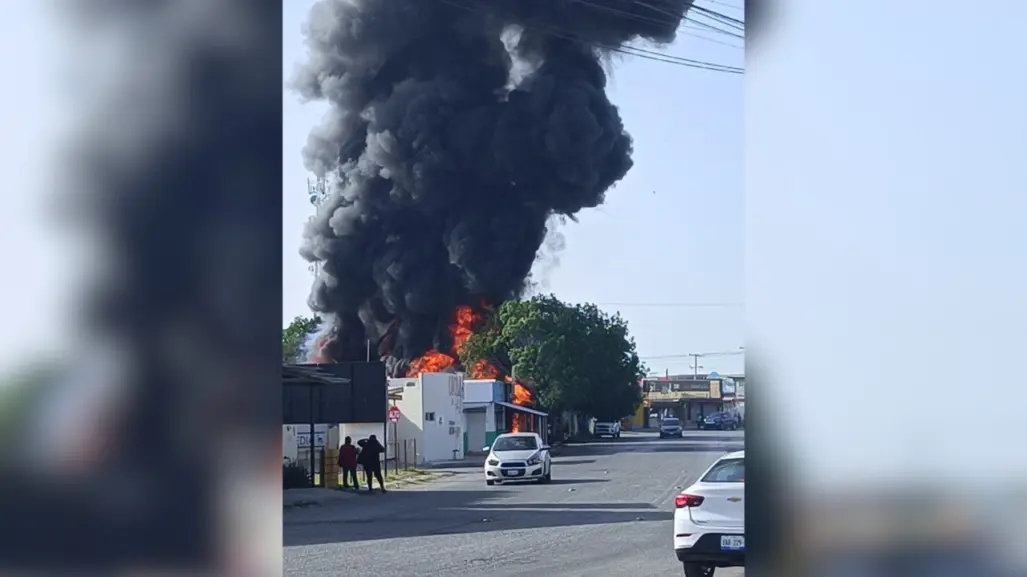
[463,379,550,451]
[643,378,729,428]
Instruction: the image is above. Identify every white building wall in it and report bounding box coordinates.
[389,377,425,463]
[463,380,495,403]
[282,425,298,463]
[338,422,389,458]
[463,379,499,450]
[419,373,465,463]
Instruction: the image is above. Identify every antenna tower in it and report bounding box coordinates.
[307,176,329,278]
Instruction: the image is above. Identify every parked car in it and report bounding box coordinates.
[659,417,684,438]
[673,450,745,576]
[593,421,621,439]
[483,432,552,485]
[698,412,741,431]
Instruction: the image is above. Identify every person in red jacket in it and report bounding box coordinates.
[338,436,359,490]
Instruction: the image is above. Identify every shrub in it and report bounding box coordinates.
[283,462,311,489]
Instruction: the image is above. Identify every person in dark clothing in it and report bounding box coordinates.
[338,436,359,490]
[358,434,386,493]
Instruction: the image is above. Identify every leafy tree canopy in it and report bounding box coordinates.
[283,315,320,362]
[460,295,645,420]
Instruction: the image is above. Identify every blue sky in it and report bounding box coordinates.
[748,0,1027,484]
[282,0,745,376]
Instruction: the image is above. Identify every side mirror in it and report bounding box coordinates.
[541,445,551,451]
[482,445,491,452]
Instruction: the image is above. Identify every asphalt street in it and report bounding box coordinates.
[284,430,745,577]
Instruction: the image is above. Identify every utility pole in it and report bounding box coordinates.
[689,353,702,379]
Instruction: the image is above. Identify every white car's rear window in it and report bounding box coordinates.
[663,419,680,426]
[701,458,745,483]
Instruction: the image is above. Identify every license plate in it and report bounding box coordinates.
[503,469,523,477]
[720,535,744,551]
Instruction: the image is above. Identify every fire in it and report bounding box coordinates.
[406,305,536,434]
[310,333,332,364]
[510,382,534,433]
[407,305,497,378]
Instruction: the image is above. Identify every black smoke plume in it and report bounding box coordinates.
[294,0,694,372]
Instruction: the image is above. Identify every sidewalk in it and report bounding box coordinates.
[421,439,571,470]
[283,487,358,509]
[421,454,486,469]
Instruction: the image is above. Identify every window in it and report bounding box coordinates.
[425,412,435,422]
[701,458,745,483]
[492,435,538,451]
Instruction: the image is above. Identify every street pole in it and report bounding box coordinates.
[690,353,701,379]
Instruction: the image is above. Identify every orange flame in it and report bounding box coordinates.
[510,382,534,433]
[407,306,538,434]
[310,333,332,364]
[407,305,498,379]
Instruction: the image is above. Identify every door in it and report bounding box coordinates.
[466,411,486,453]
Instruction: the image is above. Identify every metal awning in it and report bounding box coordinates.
[463,402,489,410]
[495,401,548,418]
[282,364,352,386]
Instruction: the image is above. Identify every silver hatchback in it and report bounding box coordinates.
[659,417,683,438]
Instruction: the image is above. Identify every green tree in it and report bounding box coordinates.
[283,315,321,362]
[460,295,645,421]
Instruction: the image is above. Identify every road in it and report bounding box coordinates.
[284,430,745,577]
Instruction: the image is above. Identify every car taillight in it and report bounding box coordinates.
[675,494,704,508]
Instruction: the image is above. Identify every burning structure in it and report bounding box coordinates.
[294,0,697,414]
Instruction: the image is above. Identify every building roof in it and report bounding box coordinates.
[281,364,352,386]
[495,401,548,418]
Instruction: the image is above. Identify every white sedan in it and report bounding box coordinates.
[673,450,745,576]
[483,432,552,485]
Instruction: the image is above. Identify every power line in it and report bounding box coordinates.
[595,302,744,308]
[680,24,744,49]
[691,5,746,29]
[698,0,744,8]
[565,0,742,49]
[641,350,744,360]
[430,0,744,74]
[633,0,745,39]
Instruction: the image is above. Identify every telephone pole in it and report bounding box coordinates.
[689,353,702,379]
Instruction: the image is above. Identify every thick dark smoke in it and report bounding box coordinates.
[294,0,694,371]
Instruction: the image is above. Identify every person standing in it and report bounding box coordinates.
[359,434,386,493]
[337,436,359,490]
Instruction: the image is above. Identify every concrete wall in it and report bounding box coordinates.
[283,425,298,463]
[389,377,424,463]
[338,422,389,458]
[464,379,498,403]
[420,373,465,463]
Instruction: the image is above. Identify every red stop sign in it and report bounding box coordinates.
[388,406,401,423]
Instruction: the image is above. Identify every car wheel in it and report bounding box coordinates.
[682,562,715,576]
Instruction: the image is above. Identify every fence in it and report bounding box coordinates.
[385,438,418,474]
[286,439,418,486]
[289,446,326,487]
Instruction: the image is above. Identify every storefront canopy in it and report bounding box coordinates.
[495,401,548,418]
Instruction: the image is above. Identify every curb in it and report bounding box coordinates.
[385,470,451,488]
